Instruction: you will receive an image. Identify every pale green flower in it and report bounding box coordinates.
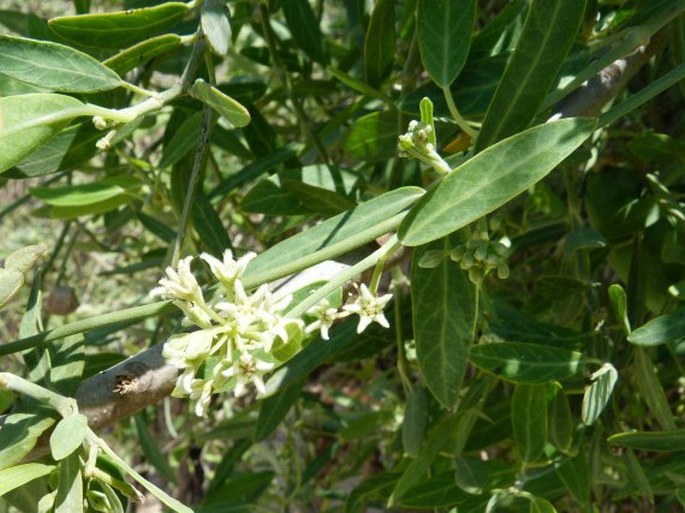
[342,284,392,334]
[305,298,349,340]
[200,250,256,288]
[151,256,203,302]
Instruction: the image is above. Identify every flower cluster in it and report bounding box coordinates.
[419,239,510,284]
[152,250,393,416]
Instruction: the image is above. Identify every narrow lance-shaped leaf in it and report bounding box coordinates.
[411,233,477,407]
[512,383,549,463]
[475,0,587,151]
[632,348,676,430]
[202,0,231,56]
[417,0,476,87]
[48,2,190,49]
[364,0,395,88]
[189,79,251,128]
[556,452,590,507]
[54,452,83,513]
[399,117,596,246]
[0,463,55,496]
[0,412,56,471]
[627,307,685,346]
[282,0,328,64]
[0,35,121,92]
[608,429,685,452]
[469,342,583,383]
[243,187,424,288]
[103,34,182,76]
[389,413,461,505]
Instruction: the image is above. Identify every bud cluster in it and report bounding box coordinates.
[419,239,510,285]
[398,98,451,175]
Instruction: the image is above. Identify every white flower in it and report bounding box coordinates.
[151,256,203,302]
[342,284,392,334]
[201,250,256,287]
[189,379,213,417]
[305,299,347,340]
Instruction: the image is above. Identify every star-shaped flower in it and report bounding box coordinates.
[342,284,393,334]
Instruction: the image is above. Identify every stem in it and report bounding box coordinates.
[0,301,175,356]
[0,372,75,415]
[442,84,477,137]
[89,37,206,125]
[171,104,215,265]
[369,238,401,293]
[393,283,411,393]
[88,429,192,513]
[285,236,400,318]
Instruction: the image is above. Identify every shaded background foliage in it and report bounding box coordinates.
[0,0,685,512]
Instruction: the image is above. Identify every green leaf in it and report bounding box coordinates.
[282,179,357,215]
[453,456,488,495]
[475,0,587,151]
[134,415,176,484]
[469,342,583,383]
[242,186,424,288]
[103,34,182,76]
[0,268,24,309]
[581,363,618,426]
[49,413,88,460]
[632,348,676,430]
[529,497,557,513]
[342,110,399,162]
[417,0,476,87]
[202,0,231,56]
[0,93,94,175]
[50,334,85,396]
[609,283,631,335]
[47,3,190,49]
[0,411,56,470]
[0,463,55,496]
[548,385,573,453]
[159,111,202,169]
[30,175,139,206]
[191,187,231,257]
[402,385,429,457]
[364,0,395,87]
[346,474,398,513]
[0,34,121,92]
[254,383,301,442]
[209,142,302,198]
[608,429,685,452]
[189,79,251,128]
[628,308,685,346]
[241,179,304,215]
[282,0,328,64]
[512,384,549,462]
[411,234,477,407]
[54,452,83,513]
[622,449,654,505]
[389,413,461,505]
[398,472,472,509]
[7,122,101,179]
[398,118,596,246]
[556,452,590,506]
